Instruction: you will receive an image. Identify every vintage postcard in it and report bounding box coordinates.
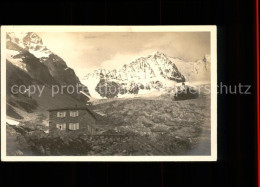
[1,26,217,161]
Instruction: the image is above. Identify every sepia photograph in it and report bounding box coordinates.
[1,26,217,161]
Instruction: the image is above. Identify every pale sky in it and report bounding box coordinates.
[38,32,210,78]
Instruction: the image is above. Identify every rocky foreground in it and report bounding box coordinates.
[7,93,211,156]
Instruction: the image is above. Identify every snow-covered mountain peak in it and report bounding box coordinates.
[81,51,211,99]
[81,51,187,98]
[150,50,166,57]
[7,32,42,47]
[6,32,51,58]
[6,31,89,99]
[22,32,44,48]
[129,51,168,66]
[7,32,27,42]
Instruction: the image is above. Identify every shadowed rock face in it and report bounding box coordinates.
[6,32,90,117]
[95,79,120,98]
[6,32,84,87]
[9,52,58,85]
[42,54,80,86]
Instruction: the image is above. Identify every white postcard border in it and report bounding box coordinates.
[1,26,217,162]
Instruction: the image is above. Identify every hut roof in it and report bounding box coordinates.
[47,106,103,121]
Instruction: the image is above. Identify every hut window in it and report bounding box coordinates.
[70,111,79,117]
[56,123,66,130]
[69,123,79,130]
[57,111,66,118]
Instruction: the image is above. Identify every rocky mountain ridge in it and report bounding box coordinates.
[6,32,90,119]
[81,51,210,98]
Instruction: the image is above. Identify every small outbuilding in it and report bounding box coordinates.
[174,82,199,101]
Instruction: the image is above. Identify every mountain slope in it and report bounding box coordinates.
[81,51,210,99]
[170,54,211,82]
[81,51,186,98]
[6,32,83,86]
[6,32,90,119]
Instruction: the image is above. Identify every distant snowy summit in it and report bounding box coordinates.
[170,54,211,83]
[81,51,210,99]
